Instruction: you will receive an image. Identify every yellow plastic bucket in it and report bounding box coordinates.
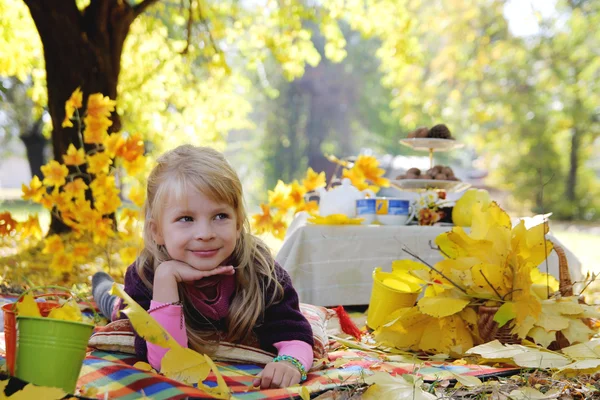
[367,267,419,330]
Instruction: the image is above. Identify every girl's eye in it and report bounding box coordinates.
[214,213,229,220]
[178,216,193,222]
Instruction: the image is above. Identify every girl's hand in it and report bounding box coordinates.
[252,361,301,389]
[153,261,235,303]
[156,260,235,283]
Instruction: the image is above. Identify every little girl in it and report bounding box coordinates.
[92,145,314,389]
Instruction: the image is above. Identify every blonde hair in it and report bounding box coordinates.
[138,144,282,352]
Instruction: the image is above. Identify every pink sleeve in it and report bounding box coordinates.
[147,300,188,370]
[273,340,313,371]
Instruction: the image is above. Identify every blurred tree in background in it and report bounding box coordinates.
[0,0,598,223]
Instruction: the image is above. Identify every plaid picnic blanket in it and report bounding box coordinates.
[0,348,521,399]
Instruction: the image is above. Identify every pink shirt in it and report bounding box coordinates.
[147,301,313,372]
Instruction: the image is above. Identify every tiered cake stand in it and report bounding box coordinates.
[390,138,471,193]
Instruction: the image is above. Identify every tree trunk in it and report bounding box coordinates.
[20,117,47,180]
[566,126,580,204]
[23,0,136,234]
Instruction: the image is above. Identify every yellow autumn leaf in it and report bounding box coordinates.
[307,214,364,225]
[562,319,595,345]
[466,340,528,359]
[417,296,470,318]
[561,339,600,359]
[363,372,436,400]
[449,372,482,387]
[15,294,42,318]
[47,299,83,322]
[134,361,156,372]
[161,346,211,385]
[556,359,600,375]
[512,348,570,368]
[109,283,176,348]
[528,326,558,348]
[419,315,473,354]
[0,380,67,399]
[196,354,231,399]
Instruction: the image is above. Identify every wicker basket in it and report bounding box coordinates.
[477,240,574,349]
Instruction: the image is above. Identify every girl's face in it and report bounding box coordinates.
[152,186,240,271]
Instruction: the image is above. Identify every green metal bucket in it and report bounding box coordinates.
[15,316,94,393]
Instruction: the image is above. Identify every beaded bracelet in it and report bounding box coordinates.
[273,355,307,381]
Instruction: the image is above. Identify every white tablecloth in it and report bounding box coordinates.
[275,215,583,306]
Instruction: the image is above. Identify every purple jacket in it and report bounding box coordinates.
[120,261,314,361]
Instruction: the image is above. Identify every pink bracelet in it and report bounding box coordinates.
[148,301,184,329]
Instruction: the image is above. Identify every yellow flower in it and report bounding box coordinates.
[89,174,118,199]
[122,156,146,176]
[252,204,274,234]
[118,132,145,162]
[103,132,125,158]
[302,168,326,192]
[288,180,307,208]
[128,185,146,208]
[352,155,389,188]
[342,168,379,193]
[0,212,18,236]
[120,247,139,266]
[83,115,111,144]
[39,193,54,210]
[326,154,350,168]
[94,218,116,245]
[17,214,43,240]
[95,192,121,215]
[86,93,116,119]
[268,180,292,212]
[48,190,72,214]
[62,144,86,166]
[63,178,88,200]
[21,175,45,202]
[270,214,288,240]
[43,234,64,254]
[41,160,69,187]
[50,251,75,275]
[87,152,113,175]
[62,87,82,128]
[73,243,91,262]
[295,200,319,215]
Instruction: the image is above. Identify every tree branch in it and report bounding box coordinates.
[132,0,161,18]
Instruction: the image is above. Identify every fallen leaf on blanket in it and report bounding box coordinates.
[133,361,156,373]
[196,354,231,399]
[301,386,311,400]
[15,293,42,318]
[0,380,66,399]
[47,298,83,322]
[109,283,176,348]
[363,372,436,400]
[450,372,482,387]
[307,214,364,225]
[509,387,559,399]
[161,346,211,385]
